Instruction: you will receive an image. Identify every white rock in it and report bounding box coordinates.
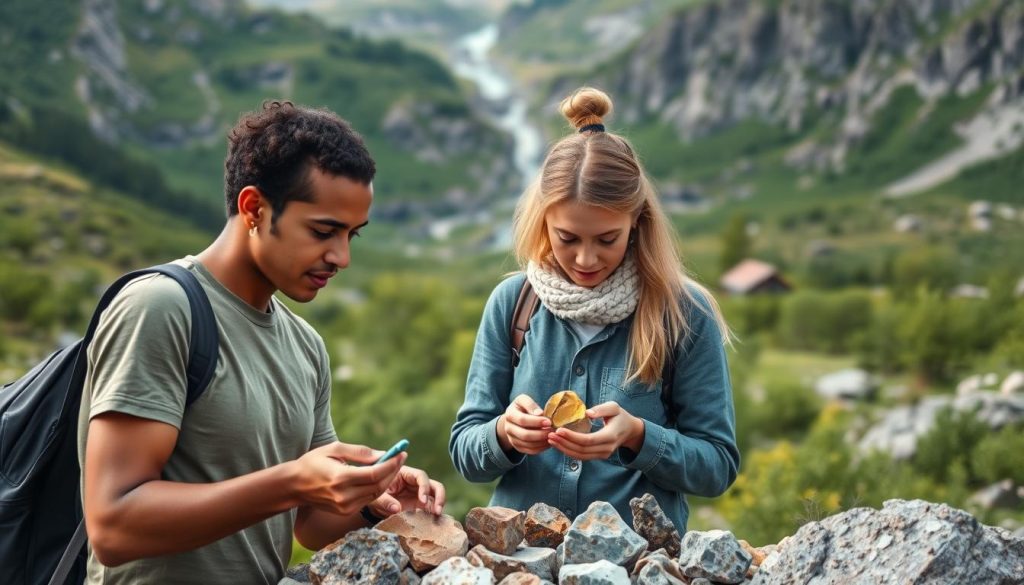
[1000,371,1024,395]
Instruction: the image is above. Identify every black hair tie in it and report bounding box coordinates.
[578,123,605,133]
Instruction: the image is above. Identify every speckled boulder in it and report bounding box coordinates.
[310,528,409,585]
[630,494,681,558]
[525,503,571,548]
[421,556,495,585]
[401,567,421,585]
[751,499,1024,584]
[465,507,525,555]
[678,530,751,584]
[558,560,630,584]
[563,501,648,568]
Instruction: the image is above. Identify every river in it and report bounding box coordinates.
[451,23,543,192]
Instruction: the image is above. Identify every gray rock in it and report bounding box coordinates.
[558,560,631,584]
[1002,371,1024,395]
[422,556,495,585]
[859,392,1024,460]
[751,499,1024,584]
[401,567,421,585]
[968,479,1024,511]
[678,530,752,584]
[689,580,711,585]
[630,494,681,557]
[309,528,409,585]
[563,502,648,569]
[285,563,311,583]
[814,368,876,401]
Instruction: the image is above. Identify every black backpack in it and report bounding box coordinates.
[509,280,677,420]
[0,264,219,585]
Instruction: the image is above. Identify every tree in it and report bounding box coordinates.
[719,213,751,274]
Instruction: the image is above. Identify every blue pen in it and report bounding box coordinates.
[376,439,409,464]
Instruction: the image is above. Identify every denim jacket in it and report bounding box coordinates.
[449,273,739,531]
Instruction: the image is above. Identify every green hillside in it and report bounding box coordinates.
[0,0,516,225]
[0,140,208,372]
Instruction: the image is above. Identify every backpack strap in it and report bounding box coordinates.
[78,263,218,406]
[510,279,540,368]
[49,263,219,585]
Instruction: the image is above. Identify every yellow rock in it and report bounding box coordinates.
[543,390,591,433]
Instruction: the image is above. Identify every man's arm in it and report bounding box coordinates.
[84,412,402,567]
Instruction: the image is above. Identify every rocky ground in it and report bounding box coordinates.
[282,494,1024,585]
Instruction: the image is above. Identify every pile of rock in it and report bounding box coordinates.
[284,496,1024,584]
[286,494,761,584]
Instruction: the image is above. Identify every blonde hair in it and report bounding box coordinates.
[512,87,730,384]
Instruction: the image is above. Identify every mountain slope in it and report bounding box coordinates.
[0,0,518,224]
[550,0,1023,200]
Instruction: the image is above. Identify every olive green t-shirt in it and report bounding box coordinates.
[77,256,337,585]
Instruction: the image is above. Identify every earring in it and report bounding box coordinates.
[249,222,258,237]
[628,227,637,245]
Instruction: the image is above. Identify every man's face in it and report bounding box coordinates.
[255,168,372,303]
[545,199,633,288]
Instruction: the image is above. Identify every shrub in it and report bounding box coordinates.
[970,425,1024,486]
[751,380,822,439]
[912,408,989,483]
[775,290,872,353]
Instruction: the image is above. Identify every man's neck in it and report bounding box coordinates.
[195,226,276,312]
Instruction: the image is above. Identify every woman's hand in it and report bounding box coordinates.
[368,465,446,517]
[496,394,552,455]
[547,401,645,460]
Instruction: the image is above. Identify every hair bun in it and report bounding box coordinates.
[559,87,613,131]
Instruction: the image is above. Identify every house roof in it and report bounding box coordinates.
[720,259,783,294]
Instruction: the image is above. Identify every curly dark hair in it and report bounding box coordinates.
[223,100,376,222]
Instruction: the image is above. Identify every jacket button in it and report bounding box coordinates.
[574,365,584,376]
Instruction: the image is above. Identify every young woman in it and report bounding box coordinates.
[449,87,738,531]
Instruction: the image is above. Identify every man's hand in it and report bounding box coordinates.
[293,442,406,515]
[368,466,446,517]
[547,401,645,460]
[496,394,552,455]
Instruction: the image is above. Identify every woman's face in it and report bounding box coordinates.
[545,200,634,288]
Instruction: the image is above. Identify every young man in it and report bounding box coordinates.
[77,101,444,585]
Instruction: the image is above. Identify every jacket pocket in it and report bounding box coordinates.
[600,367,663,420]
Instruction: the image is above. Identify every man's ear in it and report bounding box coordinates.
[237,186,266,226]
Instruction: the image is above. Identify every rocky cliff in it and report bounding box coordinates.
[562,0,1023,189]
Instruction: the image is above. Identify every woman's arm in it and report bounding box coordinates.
[618,297,740,497]
[449,278,529,482]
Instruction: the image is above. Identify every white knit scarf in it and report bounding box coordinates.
[526,255,639,325]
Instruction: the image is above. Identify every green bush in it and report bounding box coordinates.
[0,263,52,322]
[970,425,1024,485]
[890,247,957,299]
[775,290,873,353]
[750,379,822,439]
[912,408,989,483]
[895,292,977,384]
